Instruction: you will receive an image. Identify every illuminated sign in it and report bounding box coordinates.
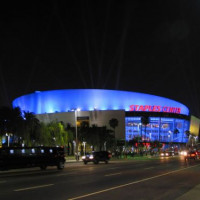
[129,105,181,114]
[189,115,200,136]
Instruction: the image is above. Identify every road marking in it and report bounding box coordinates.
[105,172,121,177]
[107,167,119,170]
[0,170,55,177]
[57,172,77,176]
[14,184,54,192]
[144,167,154,170]
[0,180,6,183]
[68,164,200,200]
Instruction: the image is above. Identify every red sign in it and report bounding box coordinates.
[129,105,181,114]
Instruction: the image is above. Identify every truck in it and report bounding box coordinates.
[0,146,66,171]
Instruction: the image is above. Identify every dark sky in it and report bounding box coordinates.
[0,0,200,117]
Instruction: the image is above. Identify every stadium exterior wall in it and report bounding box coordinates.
[12,89,190,143]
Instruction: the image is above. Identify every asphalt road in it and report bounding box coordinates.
[1,156,200,200]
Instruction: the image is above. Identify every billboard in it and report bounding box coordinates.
[189,115,200,136]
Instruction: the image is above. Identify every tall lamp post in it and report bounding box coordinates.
[83,141,86,156]
[75,108,80,160]
[6,133,13,147]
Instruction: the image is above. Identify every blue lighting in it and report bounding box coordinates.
[12,89,189,116]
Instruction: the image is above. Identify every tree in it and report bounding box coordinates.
[80,124,114,151]
[150,140,162,154]
[128,137,138,148]
[44,121,74,147]
[0,106,24,146]
[128,136,143,153]
[98,126,114,151]
[78,121,90,143]
[47,121,64,146]
[185,130,190,138]
[86,124,99,151]
[65,123,75,155]
[173,128,179,142]
[141,115,150,141]
[23,111,41,146]
[109,118,119,148]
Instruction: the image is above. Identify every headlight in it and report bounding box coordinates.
[183,151,187,156]
[89,155,94,159]
[161,153,164,156]
[165,153,169,156]
[82,156,86,159]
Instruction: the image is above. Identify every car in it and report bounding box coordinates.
[167,151,175,156]
[160,150,174,157]
[179,150,188,156]
[82,151,111,164]
[160,151,168,157]
[195,149,200,159]
[184,150,197,160]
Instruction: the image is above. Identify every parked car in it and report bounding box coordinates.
[82,151,111,164]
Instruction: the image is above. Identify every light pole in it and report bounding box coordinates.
[75,108,80,160]
[83,141,86,156]
[6,133,12,147]
[104,141,107,151]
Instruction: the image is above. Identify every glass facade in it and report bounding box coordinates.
[125,116,190,143]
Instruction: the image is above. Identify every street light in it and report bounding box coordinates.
[6,133,13,147]
[75,108,80,160]
[104,141,107,151]
[149,132,151,140]
[83,141,86,156]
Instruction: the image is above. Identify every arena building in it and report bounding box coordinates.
[12,89,191,145]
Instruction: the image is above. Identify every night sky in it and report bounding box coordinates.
[0,1,200,117]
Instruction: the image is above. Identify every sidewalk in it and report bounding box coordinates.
[175,184,200,200]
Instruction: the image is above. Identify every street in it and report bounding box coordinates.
[1,156,200,200]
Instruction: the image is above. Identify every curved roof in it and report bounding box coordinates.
[12,89,189,116]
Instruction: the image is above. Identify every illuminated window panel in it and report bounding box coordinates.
[125,117,189,143]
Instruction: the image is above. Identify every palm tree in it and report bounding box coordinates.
[23,111,40,146]
[128,136,142,151]
[184,130,190,147]
[109,118,118,139]
[0,106,24,146]
[65,123,75,155]
[109,118,119,149]
[141,116,150,141]
[185,130,190,138]
[173,128,179,142]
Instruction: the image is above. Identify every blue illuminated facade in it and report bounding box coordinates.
[125,116,189,143]
[12,89,190,144]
